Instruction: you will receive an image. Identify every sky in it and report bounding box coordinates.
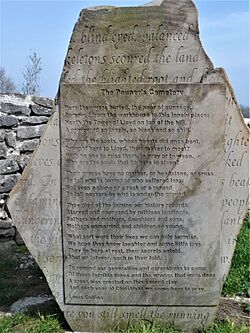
[1,0,249,106]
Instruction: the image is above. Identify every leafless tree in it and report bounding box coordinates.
[0,67,17,93]
[21,51,42,95]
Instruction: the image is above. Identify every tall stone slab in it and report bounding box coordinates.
[8,0,249,332]
[201,69,249,285]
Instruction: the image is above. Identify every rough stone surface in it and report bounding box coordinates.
[0,93,53,244]
[0,219,12,229]
[15,230,25,245]
[0,209,8,220]
[7,0,249,332]
[10,296,57,315]
[21,116,50,125]
[0,143,7,159]
[5,132,16,148]
[0,160,19,175]
[0,103,31,116]
[31,96,54,109]
[17,125,44,140]
[31,105,53,116]
[0,227,15,238]
[0,115,19,128]
[0,130,5,141]
[16,155,31,170]
[19,139,40,153]
[0,240,16,255]
[0,174,20,193]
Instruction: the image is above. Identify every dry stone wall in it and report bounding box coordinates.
[0,93,53,246]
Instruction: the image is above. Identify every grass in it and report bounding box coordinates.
[199,320,249,333]
[0,317,248,333]
[110,321,249,333]
[14,245,29,254]
[243,301,250,313]
[0,313,63,333]
[222,214,250,297]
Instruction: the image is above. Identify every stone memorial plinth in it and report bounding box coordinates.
[7,0,249,332]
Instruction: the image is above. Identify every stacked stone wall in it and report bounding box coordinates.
[0,93,53,246]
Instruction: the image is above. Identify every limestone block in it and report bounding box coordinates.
[0,227,15,238]
[0,209,8,220]
[5,132,16,148]
[21,116,50,125]
[0,115,19,127]
[0,143,7,159]
[0,103,31,116]
[0,130,5,141]
[31,96,54,109]
[11,296,59,316]
[17,125,44,140]
[16,155,31,170]
[30,105,53,116]
[0,218,12,229]
[0,174,20,193]
[0,159,19,175]
[19,139,40,153]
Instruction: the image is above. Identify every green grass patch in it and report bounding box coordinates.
[0,313,28,333]
[222,214,250,296]
[200,320,249,333]
[243,300,250,313]
[14,245,29,254]
[110,321,249,333]
[0,313,64,333]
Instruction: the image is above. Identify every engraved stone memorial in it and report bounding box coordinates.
[7,0,249,332]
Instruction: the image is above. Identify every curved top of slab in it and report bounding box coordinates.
[61,0,211,87]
